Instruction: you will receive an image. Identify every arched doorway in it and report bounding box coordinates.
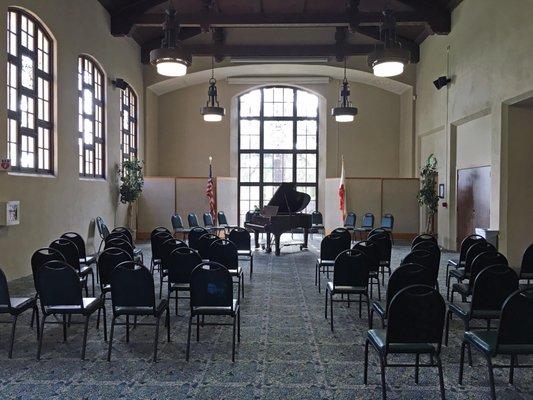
[238,86,319,225]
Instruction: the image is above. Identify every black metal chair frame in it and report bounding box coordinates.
[167,247,202,316]
[50,238,95,296]
[315,232,351,293]
[186,262,241,362]
[368,232,393,285]
[446,234,485,290]
[380,214,395,244]
[354,212,375,241]
[209,239,245,299]
[325,250,371,332]
[310,211,325,238]
[228,228,254,279]
[352,240,382,300]
[364,285,446,400]
[171,214,190,240]
[150,228,173,274]
[518,243,533,285]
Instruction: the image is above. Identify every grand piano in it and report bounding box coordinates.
[244,183,312,256]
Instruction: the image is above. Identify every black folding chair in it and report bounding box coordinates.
[402,249,440,289]
[186,262,240,362]
[50,238,94,296]
[518,243,533,285]
[158,238,188,298]
[0,267,39,358]
[310,211,325,238]
[188,227,209,251]
[198,233,219,260]
[343,212,357,242]
[368,232,393,285]
[217,211,238,236]
[111,227,144,262]
[209,239,245,299]
[188,213,200,228]
[446,234,485,281]
[325,249,370,331]
[380,214,394,244]
[315,232,351,293]
[171,214,190,240]
[352,240,382,300]
[411,233,438,248]
[354,212,375,241]
[167,247,202,315]
[364,285,446,400]
[61,232,96,269]
[459,287,533,400]
[36,260,105,360]
[150,229,173,273]
[108,261,170,362]
[228,228,254,279]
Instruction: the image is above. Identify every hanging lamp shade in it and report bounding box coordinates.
[201,72,225,122]
[331,60,358,123]
[367,9,410,78]
[150,4,191,77]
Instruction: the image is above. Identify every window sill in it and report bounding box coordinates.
[7,171,56,179]
[79,177,107,182]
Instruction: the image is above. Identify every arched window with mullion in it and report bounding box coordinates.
[78,55,105,178]
[6,7,54,174]
[120,85,138,163]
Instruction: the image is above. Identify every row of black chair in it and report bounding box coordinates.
[171,211,237,238]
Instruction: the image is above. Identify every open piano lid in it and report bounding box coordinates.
[267,183,311,213]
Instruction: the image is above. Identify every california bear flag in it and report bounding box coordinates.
[339,156,346,219]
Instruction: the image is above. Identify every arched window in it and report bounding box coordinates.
[6,8,53,174]
[78,56,105,178]
[238,86,319,225]
[120,84,138,163]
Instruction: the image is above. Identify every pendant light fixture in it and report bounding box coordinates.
[331,58,358,123]
[150,1,191,77]
[367,9,410,78]
[201,58,225,122]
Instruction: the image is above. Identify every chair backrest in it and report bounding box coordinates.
[368,228,388,238]
[97,247,133,287]
[368,232,392,264]
[167,247,203,285]
[31,247,65,289]
[203,213,214,227]
[361,213,374,229]
[198,233,219,259]
[320,233,351,261]
[171,213,184,230]
[95,216,110,239]
[458,234,486,264]
[111,262,155,311]
[412,240,441,260]
[333,249,370,288]
[112,227,134,245]
[152,226,171,236]
[385,263,434,311]
[387,285,445,348]
[105,238,134,259]
[245,211,254,223]
[0,268,11,308]
[209,239,239,269]
[381,214,394,230]
[188,213,199,228]
[217,211,229,226]
[464,241,496,274]
[471,265,518,313]
[344,212,356,228]
[160,238,188,269]
[104,231,129,244]
[150,230,173,260]
[352,240,380,273]
[190,262,233,309]
[50,238,80,270]
[402,249,440,284]
[468,251,508,290]
[311,211,323,225]
[411,233,437,248]
[496,287,533,351]
[188,227,208,250]
[228,228,251,251]
[519,243,533,276]
[330,227,352,244]
[37,261,83,309]
[60,232,86,258]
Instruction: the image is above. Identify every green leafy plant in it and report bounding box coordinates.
[417,154,439,234]
[119,159,144,232]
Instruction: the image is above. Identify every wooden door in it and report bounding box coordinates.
[456,166,491,249]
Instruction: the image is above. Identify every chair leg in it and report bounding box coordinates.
[232,314,236,362]
[445,310,451,346]
[62,315,67,342]
[364,339,369,384]
[459,341,466,385]
[166,308,171,342]
[37,315,46,360]
[380,355,387,400]
[34,305,40,339]
[377,278,381,301]
[81,315,90,360]
[509,354,515,384]
[330,291,334,332]
[358,294,362,318]
[324,286,328,319]
[415,354,420,384]
[107,317,115,361]
[237,308,241,342]
[250,255,253,279]
[369,308,374,329]
[241,272,245,298]
[436,353,445,400]
[365,294,371,323]
[186,315,192,361]
[102,305,107,342]
[159,273,163,299]
[126,315,130,343]
[8,314,18,359]
[196,315,200,342]
[486,356,496,400]
[153,315,161,362]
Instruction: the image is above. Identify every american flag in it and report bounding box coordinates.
[206,160,216,222]
[338,156,346,219]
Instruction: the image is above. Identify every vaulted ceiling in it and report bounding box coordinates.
[98,0,462,64]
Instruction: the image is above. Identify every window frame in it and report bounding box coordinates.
[6,7,54,175]
[120,84,138,164]
[77,55,106,179]
[237,86,319,225]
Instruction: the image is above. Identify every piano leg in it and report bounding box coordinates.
[274,234,281,256]
[253,231,260,249]
[302,228,309,249]
[266,232,272,253]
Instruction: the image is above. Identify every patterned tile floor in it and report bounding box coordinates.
[1,237,532,399]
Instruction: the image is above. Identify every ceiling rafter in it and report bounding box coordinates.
[110,0,169,36]
[356,26,419,63]
[395,0,451,34]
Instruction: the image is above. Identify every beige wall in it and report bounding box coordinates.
[415,0,533,252]
[0,0,144,279]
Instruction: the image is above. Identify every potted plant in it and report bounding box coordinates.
[119,158,144,238]
[417,154,439,235]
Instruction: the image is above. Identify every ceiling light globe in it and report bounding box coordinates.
[372,60,405,77]
[155,61,188,77]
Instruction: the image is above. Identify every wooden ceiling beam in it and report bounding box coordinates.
[356,26,420,63]
[126,11,434,30]
[140,43,380,64]
[110,0,169,36]
[395,0,451,34]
